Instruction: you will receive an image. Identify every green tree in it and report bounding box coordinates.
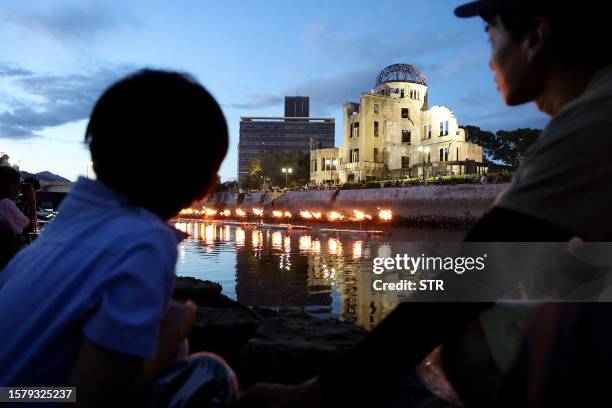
[465,125,540,169]
[243,150,308,189]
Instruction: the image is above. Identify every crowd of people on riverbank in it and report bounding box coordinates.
[0,162,40,269]
[1,0,612,406]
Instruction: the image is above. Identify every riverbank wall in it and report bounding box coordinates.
[205,184,509,225]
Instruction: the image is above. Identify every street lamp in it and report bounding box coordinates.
[417,146,430,182]
[282,167,292,188]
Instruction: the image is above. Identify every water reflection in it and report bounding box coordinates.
[174,221,459,330]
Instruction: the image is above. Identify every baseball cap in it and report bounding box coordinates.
[454,0,534,18]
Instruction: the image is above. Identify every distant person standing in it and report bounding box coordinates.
[480,172,488,184]
[0,166,30,269]
[17,182,37,238]
[0,154,10,166]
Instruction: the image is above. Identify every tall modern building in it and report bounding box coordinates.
[310,64,485,183]
[284,96,309,118]
[238,96,334,181]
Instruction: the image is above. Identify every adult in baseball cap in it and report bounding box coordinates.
[454,1,612,407]
[241,2,612,407]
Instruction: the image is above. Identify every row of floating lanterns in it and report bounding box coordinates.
[178,207,393,222]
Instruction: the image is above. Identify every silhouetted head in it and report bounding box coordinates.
[85,69,229,219]
[23,177,40,192]
[0,166,22,200]
[456,1,610,106]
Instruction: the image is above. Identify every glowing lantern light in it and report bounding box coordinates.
[378,209,393,221]
[272,210,283,218]
[236,228,245,246]
[271,231,282,249]
[284,211,292,218]
[220,209,231,217]
[300,211,313,219]
[312,212,322,220]
[204,208,217,217]
[327,211,344,221]
[353,240,363,259]
[353,209,372,221]
[299,235,311,252]
[235,208,246,217]
[252,208,264,217]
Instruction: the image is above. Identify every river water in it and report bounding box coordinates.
[174,220,467,330]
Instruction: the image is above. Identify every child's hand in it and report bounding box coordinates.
[157,300,197,366]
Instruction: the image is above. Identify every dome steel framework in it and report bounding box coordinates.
[375,63,427,87]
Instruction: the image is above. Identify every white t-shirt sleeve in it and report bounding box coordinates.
[0,198,30,234]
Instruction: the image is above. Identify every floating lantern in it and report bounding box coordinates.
[327,211,344,221]
[299,210,313,219]
[378,209,393,221]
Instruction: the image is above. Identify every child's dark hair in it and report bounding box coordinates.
[85,69,229,218]
[0,166,21,199]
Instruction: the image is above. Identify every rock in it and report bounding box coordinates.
[237,309,367,385]
[189,306,261,368]
[173,276,237,307]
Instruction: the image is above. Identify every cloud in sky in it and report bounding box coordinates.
[0,64,134,140]
[0,1,132,44]
[301,20,476,66]
[0,61,33,77]
[224,94,284,110]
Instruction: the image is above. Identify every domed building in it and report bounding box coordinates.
[310,64,486,184]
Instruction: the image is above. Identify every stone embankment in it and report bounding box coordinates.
[174,276,456,407]
[205,184,509,226]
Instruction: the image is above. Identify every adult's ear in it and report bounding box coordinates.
[523,17,551,63]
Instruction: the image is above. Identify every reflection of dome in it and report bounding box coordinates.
[375,63,427,87]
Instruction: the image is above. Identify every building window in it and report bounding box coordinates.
[425,124,431,139]
[374,121,379,137]
[374,148,379,162]
[374,104,379,114]
[402,130,411,144]
[456,146,461,161]
[409,90,413,99]
[439,147,449,162]
[354,149,359,163]
[353,122,360,138]
[439,120,449,136]
[400,89,405,98]
[350,123,353,138]
[401,156,410,169]
[401,108,409,119]
[321,158,325,170]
